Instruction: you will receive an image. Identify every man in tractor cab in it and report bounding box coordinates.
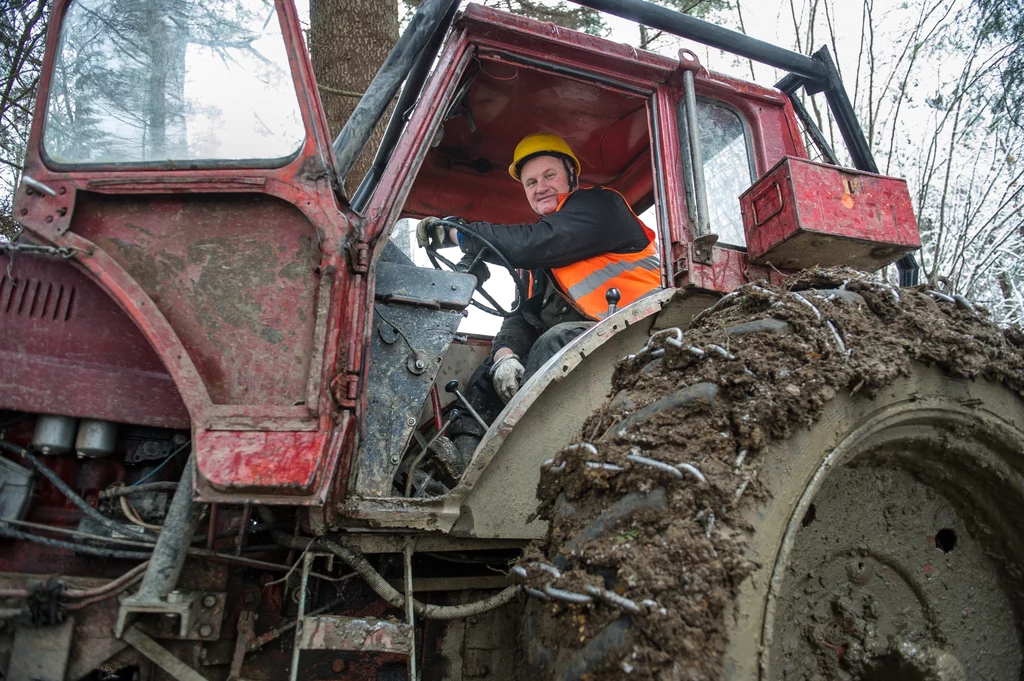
[417,132,661,457]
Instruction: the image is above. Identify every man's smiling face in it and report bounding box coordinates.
[520,155,572,216]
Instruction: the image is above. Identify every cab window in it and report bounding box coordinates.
[43,0,304,166]
[397,59,660,333]
[681,98,755,247]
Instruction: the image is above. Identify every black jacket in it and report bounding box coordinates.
[460,187,651,358]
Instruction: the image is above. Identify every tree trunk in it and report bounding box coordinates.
[309,0,398,196]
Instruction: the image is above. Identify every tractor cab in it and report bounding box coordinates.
[338,5,900,535]
[6,0,919,539]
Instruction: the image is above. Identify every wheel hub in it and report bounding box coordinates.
[770,462,1021,680]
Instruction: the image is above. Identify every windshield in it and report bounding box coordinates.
[43,0,305,166]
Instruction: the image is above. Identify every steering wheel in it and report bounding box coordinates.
[426,218,528,317]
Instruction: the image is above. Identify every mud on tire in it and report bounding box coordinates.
[515,268,1024,681]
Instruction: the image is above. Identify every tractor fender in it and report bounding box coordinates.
[448,287,720,539]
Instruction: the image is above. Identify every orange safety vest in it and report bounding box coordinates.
[548,189,662,320]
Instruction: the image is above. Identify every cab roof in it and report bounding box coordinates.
[400,3,787,224]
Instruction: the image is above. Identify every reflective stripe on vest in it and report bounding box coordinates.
[549,189,662,320]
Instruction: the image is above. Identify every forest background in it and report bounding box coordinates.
[1,0,1022,322]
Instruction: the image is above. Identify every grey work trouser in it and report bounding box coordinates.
[521,321,594,382]
[451,321,595,444]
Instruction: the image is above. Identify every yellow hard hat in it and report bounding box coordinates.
[509,132,581,180]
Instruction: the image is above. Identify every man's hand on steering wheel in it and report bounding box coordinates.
[418,216,527,317]
[416,216,456,249]
[454,253,491,285]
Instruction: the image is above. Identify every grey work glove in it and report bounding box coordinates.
[490,353,525,404]
[416,217,448,249]
[454,254,490,285]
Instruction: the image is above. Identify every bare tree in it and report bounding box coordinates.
[479,0,606,34]
[454,0,729,51]
[972,0,1024,128]
[799,0,1024,323]
[0,0,48,240]
[635,0,730,50]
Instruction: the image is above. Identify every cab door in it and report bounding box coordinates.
[11,0,361,502]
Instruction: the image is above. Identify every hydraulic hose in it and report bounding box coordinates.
[0,558,150,601]
[0,526,288,607]
[320,538,517,620]
[65,561,150,599]
[0,525,152,560]
[99,482,179,499]
[0,442,229,548]
[66,563,149,610]
[3,516,289,570]
[0,440,158,542]
[258,508,518,620]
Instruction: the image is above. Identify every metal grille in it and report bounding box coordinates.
[702,134,752,247]
[0,275,75,322]
[697,101,754,248]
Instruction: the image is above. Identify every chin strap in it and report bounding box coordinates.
[562,156,578,192]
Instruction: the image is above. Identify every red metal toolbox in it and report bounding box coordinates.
[739,156,920,271]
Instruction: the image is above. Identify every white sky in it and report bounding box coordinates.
[183,19,304,160]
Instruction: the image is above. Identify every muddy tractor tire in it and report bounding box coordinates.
[514,270,1024,681]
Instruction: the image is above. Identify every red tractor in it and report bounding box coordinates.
[3,0,1023,679]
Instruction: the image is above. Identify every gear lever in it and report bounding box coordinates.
[605,288,621,316]
[445,380,489,431]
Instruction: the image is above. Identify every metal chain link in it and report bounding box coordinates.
[1,240,86,280]
[0,241,82,259]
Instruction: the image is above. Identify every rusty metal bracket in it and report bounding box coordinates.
[123,625,211,681]
[153,592,226,641]
[228,610,257,681]
[117,589,196,639]
[692,233,718,265]
[117,590,226,640]
[671,252,690,282]
[676,48,704,75]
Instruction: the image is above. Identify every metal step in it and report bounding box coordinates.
[296,615,413,656]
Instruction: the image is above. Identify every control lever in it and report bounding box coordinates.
[445,380,489,431]
[411,407,461,451]
[404,409,462,498]
[605,288,621,316]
